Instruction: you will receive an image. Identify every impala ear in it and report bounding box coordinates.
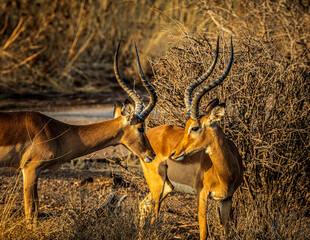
[113,101,123,118]
[205,103,225,125]
[205,99,220,115]
[121,99,135,121]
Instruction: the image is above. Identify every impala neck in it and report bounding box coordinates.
[62,117,125,160]
[207,127,236,181]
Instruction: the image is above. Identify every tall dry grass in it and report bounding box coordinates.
[0,0,309,239]
[0,168,172,240]
[0,0,204,96]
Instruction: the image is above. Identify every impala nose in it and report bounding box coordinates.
[144,152,156,163]
[143,157,152,163]
[170,151,185,161]
[144,156,153,163]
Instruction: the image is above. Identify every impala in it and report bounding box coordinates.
[0,42,157,225]
[139,37,243,239]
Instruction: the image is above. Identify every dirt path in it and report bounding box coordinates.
[45,105,114,124]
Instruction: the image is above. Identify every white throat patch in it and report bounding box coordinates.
[205,146,212,155]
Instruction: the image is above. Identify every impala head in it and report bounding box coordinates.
[171,37,233,161]
[114,41,157,163]
[171,100,226,160]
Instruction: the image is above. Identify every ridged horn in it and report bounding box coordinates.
[190,37,234,120]
[184,36,220,115]
[134,43,157,120]
[114,41,143,116]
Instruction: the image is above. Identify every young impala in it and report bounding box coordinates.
[138,37,243,239]
[0,42,157,225]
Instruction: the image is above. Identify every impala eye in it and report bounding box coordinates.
[191,126,200,132]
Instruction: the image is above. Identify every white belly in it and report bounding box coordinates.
[170,180,196,195]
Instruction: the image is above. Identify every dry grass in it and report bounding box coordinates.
[0,0,309,239]
[0,0,203,96]
[0,164,175,240]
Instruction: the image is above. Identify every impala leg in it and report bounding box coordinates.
[139,193,152,222]
[139,181,172,222]
[138,182,172,240]
[152,181,172,220]
[22,167,39,226]
[198,189,209,240]
[138,193,152,240]
[220,196,232,235]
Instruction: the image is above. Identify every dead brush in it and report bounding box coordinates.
[0,171,36,240]
[0,166,172,240]
[0,0,202,96]
[148,1,309,238]
[0,0,309,239]
[66,198,171,240]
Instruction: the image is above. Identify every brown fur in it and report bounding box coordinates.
[0,106,155,225]
[141,107,243,239]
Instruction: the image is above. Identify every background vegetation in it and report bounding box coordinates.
[149,1,309,238]
[0,0,200,96]
[0,0,309,239]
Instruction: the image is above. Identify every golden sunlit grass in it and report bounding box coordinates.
[0,0,309,239]
[0,166,175,240]
[0,0,203,96]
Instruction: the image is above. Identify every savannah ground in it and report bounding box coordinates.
[0,1,309,239]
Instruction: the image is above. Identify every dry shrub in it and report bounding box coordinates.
[0,172,37,240]
[0,0,309,239]
[0,0,204,96]
[149,0,309,239]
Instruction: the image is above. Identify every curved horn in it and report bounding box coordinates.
[114,41,143,115]
[134,43,157,120]
[184,36,220,115]
[190,37,234,120]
